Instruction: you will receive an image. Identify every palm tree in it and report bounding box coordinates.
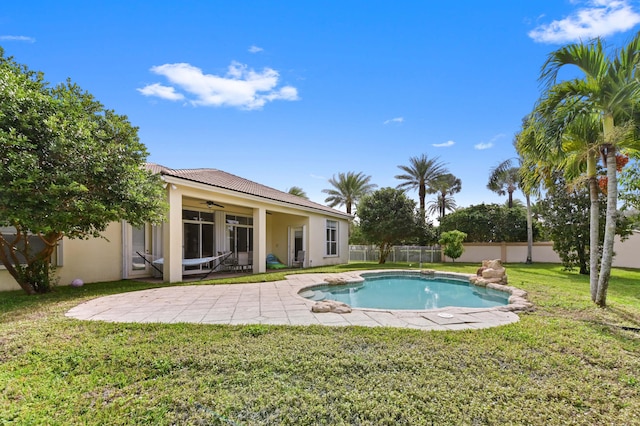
[395,154,447,221]
[487,155,536,263]
[520,105,610,280]
[287,186,308,199]
[535,32,640,307]
[426,173,461,219]
[487,162,520,208]
[322,171,377,215]
[426,193,457,219]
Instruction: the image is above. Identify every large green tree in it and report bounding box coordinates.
[519,111,603,291]
[619,153,640,212]
[438,203,535,243]
[537,174,632,274]
[322,171,377,215]
[357,188,419,263]
[0,49,166,294]
[395,154,447,222]
[535,32,640,306]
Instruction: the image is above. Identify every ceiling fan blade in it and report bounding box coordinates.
[204,201,225,208]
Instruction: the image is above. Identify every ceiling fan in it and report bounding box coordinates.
[201,200,225,209]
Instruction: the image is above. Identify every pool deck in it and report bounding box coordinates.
[65,271,523,331]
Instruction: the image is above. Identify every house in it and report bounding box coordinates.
[0,163,352,291]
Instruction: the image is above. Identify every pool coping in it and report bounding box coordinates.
[65,270,532,331]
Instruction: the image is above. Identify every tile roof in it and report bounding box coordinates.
[146,163,352,218]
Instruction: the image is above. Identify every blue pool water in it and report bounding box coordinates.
[301,273,509,310]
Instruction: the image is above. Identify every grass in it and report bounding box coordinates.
[1,262,639,425]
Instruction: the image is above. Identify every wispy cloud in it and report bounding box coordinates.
[474,142,494,150]
[138,61,299,110]
[529,0,640,43]
[433,140,455,148]
[310,173,326,180]
[0,35,35,43]
[383,117,404,125]
[474,133,505,150]
[248,45,263,53]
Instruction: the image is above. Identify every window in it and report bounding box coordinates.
[182,210,215,273]
[226,214,253,255]
[326,220,338,256]
[0,227,48,265]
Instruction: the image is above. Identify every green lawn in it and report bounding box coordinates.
[1,263,639,425]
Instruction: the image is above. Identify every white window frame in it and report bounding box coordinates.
[325,220,338,257]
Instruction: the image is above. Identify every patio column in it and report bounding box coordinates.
[163,183,183,283]
[253,207,267,273]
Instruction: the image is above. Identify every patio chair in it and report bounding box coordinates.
[292,250,305,268]
[216,251,236,271]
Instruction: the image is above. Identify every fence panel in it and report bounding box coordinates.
[349,245,441,264]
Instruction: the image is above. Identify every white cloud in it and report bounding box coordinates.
[138,61,299,110]
[474,133,505,150]
[529,0,640,43]
[310,173,327,180]
[0,35,35,43]
[433,140,455,148]
[383,117,404,125]
[248,45,264,53]
[136,83,185,101]
[474,142,493,150]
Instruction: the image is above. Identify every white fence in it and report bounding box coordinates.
[349,245,441,264]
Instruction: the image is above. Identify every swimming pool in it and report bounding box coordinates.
[300,272,509,310]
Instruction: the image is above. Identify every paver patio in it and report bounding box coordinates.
[66,271,521,330]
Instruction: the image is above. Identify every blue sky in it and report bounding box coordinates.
[3,1,640,216]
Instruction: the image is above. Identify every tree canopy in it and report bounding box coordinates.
[536,174,632,274]
[439,230,466,262]
[287,186,308,199]
[357,188,419,263]
[322,171,377,215]
[395,154,447,222]
[0,48,166,294]
[438,203,536,243]
[426,173,461,219]
[529,32,640,307]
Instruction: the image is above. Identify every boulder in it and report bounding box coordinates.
[480,259,507,284]
[324,277,349,285]
[312,300,352,314]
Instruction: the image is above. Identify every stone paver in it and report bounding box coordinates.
[65,271,526,330]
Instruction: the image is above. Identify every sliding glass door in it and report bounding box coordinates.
[182,210,215,273]
[226,215,253,268]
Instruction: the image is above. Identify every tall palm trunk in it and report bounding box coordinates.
[418,184,426,221]
[596,114,617,307]
[596,145,618,306]
[587,152,599,302]
[525,193,533,264]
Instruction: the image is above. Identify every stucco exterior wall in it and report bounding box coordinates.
[0,222,124,292]
[444,238,639,268]
[613,230,640,269]
[444,242,562,264]
[306,215,349,268]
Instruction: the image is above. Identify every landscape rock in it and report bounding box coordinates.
[312,300,352,314]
